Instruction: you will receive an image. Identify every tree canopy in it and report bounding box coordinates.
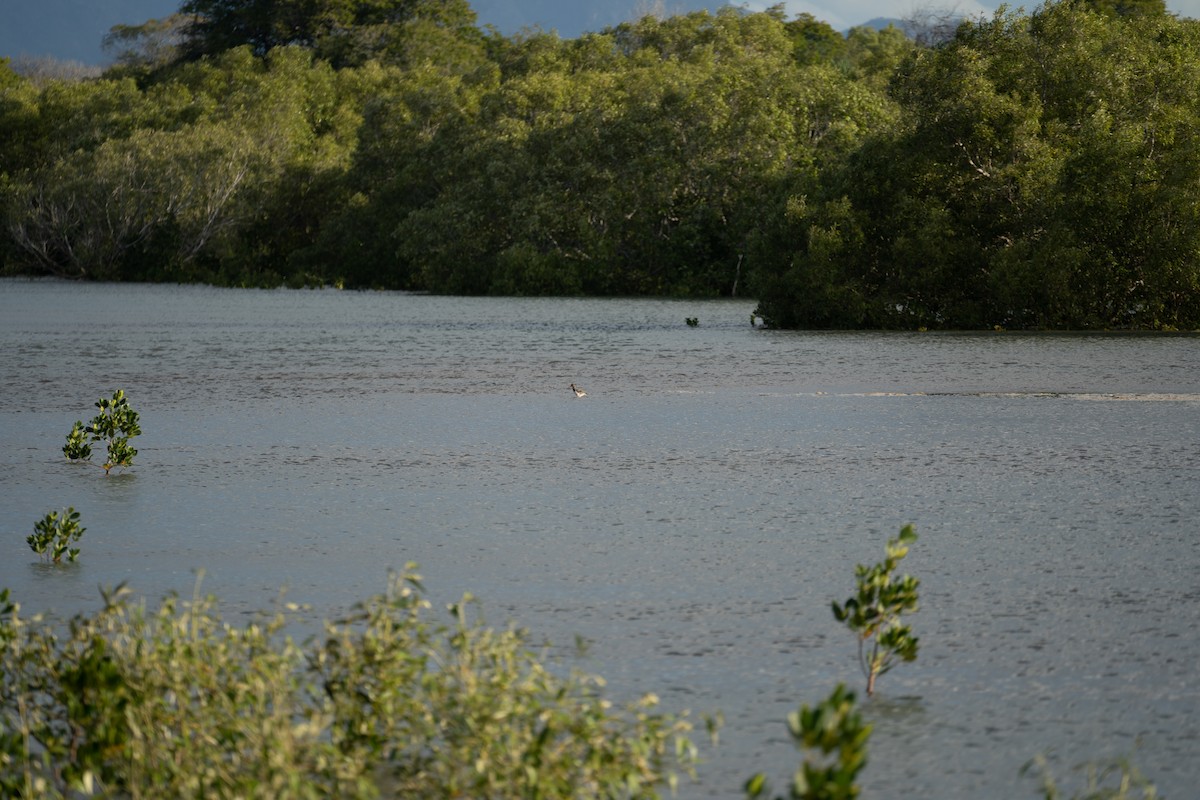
[752,1,1200,329]
[2,0,1198,329]
[178,0,483,67]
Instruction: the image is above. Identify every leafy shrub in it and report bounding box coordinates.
[0,568,700,799]
[26,507,85,564]
[63,390,141,474]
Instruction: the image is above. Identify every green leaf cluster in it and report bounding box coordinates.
[62,421,91,461]
[831,525,920,697]
[26,507,85,564]
[0,569,700,799]
[745,684,870,800]
[64,390,141,474]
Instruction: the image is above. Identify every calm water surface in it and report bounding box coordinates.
[2,279,1198,798]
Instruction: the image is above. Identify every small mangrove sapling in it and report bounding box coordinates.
[831,525,920,697]
[63,389,141,474]
[28,507,85,564]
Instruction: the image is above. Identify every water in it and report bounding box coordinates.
[2,278,1198,799]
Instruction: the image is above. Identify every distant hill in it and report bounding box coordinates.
[856,17,905,32]
[475,0,726,37]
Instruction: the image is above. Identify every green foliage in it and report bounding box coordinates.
[8,0,1200,320]
[389,9,895,297]
[0,569,700,799]
[754,1,1200,329]
[178,0,485,70]
[831,526,920,697]
[840,25,915,90]
[781,12,847,66]
[4,45,365,283]
[26,508,85,564]
[62,420,92,461]
[64,390,141,474]
[2,3,900,295]
[1076,0,1167,18]
[745,684,871,800]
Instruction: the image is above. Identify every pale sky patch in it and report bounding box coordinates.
[734,0,992,31]
[735,0,1198,30]
[1165,0,1200,14]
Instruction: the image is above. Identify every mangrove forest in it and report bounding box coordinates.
[2,0,1198,329]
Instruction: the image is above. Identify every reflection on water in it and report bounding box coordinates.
[1,279,1198,799]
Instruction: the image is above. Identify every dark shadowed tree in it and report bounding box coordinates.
[178,0,483,69]
[1075,0,1167,17]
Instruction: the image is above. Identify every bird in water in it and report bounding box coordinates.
[570,383,587,397]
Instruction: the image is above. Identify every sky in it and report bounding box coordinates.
[3,0,1200,66]
[757,0,1199,30]
[761,0,998,29]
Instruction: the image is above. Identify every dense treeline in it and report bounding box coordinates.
[1,0,1198,328]
[755,0,1200,329]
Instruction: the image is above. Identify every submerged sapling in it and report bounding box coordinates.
[831,525,921,697]
[28,507,85,564]
[64,389,141,474]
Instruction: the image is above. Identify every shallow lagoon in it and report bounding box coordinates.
[2,279,1198,798]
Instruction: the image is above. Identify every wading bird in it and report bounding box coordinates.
[570,383,587,397]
